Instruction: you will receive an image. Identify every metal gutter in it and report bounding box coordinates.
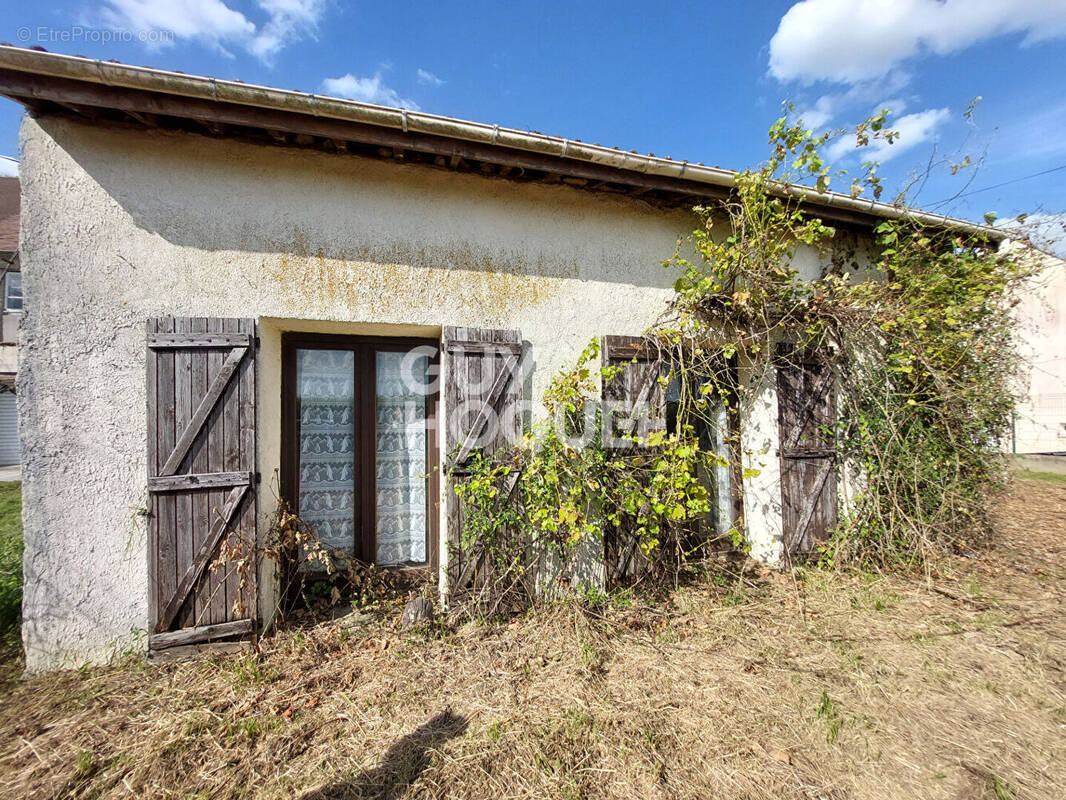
[0,45,1005,239]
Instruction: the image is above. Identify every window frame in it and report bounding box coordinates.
[280,332,441,572]
[656,347,744,544]
[3,271,21,312]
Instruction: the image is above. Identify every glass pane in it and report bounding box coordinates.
[375,350,429,565]
[296,349,356,555]
[694,379,735,538]
[4,272,21,311]
[710,401,735,536]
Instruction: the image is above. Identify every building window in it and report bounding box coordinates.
[3,272,21,312]
[282,334,440,568]
[662,358,741,544]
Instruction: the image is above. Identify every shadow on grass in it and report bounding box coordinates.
[298,710,469,800]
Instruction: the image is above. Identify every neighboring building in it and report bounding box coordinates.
[0,175,19,466]
[1011,246,1066,455]
[0,47,1005,671]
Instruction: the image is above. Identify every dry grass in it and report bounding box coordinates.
[0,477,1064,800]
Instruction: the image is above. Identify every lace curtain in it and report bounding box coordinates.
[296,347,429,565]
[297,349,356,554]
[375,351,428,564]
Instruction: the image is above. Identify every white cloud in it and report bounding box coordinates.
[247,0,325,61]
[770,0,1066,85]
[826,107,951,163]
[795,72,911,130]
[1001,213,1066,259]
[100,0,254,50]
[994,100,1066,165]
[99,0,324,61]
[321,73,420,110]
[0,157,17,177]
[416,69,444,88]
[796,95,837,130]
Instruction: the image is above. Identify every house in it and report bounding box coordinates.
[1010,246,1066,458]
[0,175,19,466]
[0,46,1004,671]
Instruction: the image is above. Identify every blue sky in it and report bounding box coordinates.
[1,1,1065,245]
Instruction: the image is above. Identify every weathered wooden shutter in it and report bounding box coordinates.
[443,326,523,591]
[776,347,837,556]
[601,335,668,581]
[146,317,258,660]
[601,335,667,449]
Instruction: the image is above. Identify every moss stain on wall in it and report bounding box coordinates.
[263,249,565,320]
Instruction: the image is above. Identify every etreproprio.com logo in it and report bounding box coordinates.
[16,26,175,45]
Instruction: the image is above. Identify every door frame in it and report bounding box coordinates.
[280,332,441,573]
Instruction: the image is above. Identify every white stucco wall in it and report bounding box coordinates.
[1010,246,1066,453]
[15,116,694,670]
[17,114,878,670]
[738,359,785,567]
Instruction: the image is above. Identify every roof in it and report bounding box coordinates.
[0,176,17,252]
[0,45,1003,239]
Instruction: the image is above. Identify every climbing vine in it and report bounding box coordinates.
[452,109,1032,606]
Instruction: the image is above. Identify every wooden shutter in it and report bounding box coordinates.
[146,317,258,660]
[600,335,668,581]
[601,335,667,449]
[776,347,837,556]
[442,326,523,591]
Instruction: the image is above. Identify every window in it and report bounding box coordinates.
[281,334,439,568]
[3,272,21,312]
[663,356,741,542]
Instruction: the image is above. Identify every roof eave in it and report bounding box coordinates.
[0,45,1006,239]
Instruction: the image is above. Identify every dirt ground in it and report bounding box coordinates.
[0,476,1063,800]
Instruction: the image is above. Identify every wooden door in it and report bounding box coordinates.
[776,349,837,556]
[146,318,258,659]
[443,326,524,592]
